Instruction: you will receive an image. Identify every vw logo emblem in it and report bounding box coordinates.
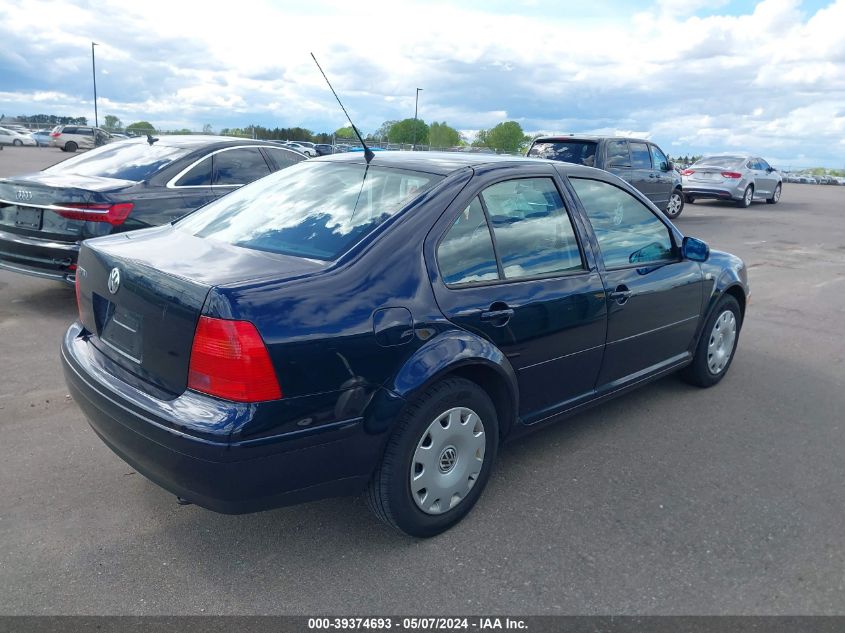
[16,190,33,202]
[107,267,121,294]
[438,446,457,473]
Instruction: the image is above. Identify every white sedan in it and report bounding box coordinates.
[0,127,37,146]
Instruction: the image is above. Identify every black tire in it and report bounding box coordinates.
[12,139,22,146]
[664,189,684,219]
[64,141,78,153]
[766,183,782,204]
[681,295,742,388]
[367,376,499,537]
[736,185,753,208]
[684,195,695,204]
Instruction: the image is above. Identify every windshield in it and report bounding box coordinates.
[694,156,745,168]
[44,140,191,181]
[177,161,442,261]
[527,141,598,166]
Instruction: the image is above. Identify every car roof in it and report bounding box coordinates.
[532,135,653,144]
[314,150,558,175]
[113,135,291,150]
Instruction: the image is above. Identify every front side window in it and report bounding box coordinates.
[177,162,441,261]
[629,142,652,169]
[605,140,630,168]
[570,178,674,269]
[437,197,499,285]
[650,145,669,171]
[212,148,271,185]
[481,178,583,279]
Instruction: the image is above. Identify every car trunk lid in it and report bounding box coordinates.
[77,225,325,397]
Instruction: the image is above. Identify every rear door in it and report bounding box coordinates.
[604,140,643,191]
[429,168,608,423]
[628,141,657,204]
[567,176,703,388]
[75,127,96,149]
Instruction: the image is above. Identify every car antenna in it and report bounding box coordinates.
[146,133,159,146]
[310,52,374,164]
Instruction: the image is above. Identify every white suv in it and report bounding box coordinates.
[50,125,112,152]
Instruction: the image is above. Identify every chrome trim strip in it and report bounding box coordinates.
[0,197,109,214]
[164,144,300,189]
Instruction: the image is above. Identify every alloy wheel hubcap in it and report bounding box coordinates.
[745,188,753,205]
[774,186,781,201]
[410,407,485,515]
[707,310,737,375]
[668,194,682,215]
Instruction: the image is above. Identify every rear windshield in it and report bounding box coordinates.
[527,141,598,166]
[177,161,442,261]
[694,156,744,168]
[44,140,191,181]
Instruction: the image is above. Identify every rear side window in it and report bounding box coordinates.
[212,148,271,185]
[527,141,598,167]
[629,142,652,169]
[605,140,630,167]
[175,157,212,186]
[264,147,304,171]
[481,178,583,279]
[62,126,78,134]
[438,198,499,285]
[177,162,441,261]
[570,178,674,269]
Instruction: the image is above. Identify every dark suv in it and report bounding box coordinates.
[528,136,685,218]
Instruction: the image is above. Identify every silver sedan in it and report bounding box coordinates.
[682,155,782,208]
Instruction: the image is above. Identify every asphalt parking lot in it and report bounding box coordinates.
[1,146,843,615]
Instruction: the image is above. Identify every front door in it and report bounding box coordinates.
[429,172,607,423]
[648,143,674,211]
[567,177,703,389]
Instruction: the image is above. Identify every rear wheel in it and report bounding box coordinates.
[664,189,684,219]
[766,183,782,204]
[737,185,753,208]
[367,376,498,537]
[12,139,22,146]
[64,141,78,152]
[682,295,742,388]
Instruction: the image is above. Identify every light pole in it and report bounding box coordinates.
[412,87,423,149]
[91,42,99,128]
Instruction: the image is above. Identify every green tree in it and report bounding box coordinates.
[388,118,429,145]
[202,123,214,134]
[126,121,156,135]
[483,121,529,153]
[103,115,122,130]
[335,126,356,139]
[471,129,489,147]
[373,120,398,141]
[428,122,462,148]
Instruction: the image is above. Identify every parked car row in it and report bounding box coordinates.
[0,126,37,146]
[784,174,845,185]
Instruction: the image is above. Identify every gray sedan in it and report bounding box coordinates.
[682,155,782,207]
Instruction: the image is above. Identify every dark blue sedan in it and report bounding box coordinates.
[62,152,749,537]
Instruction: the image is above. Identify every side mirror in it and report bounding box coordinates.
[665,161,674,172]
[767,167,775,173]
[682,236,710,262]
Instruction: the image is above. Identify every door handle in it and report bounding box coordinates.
[480,306,514,325]
[609,285,633,304]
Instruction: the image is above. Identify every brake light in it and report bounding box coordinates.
[680,169,695,176]
[74,271,82,320]
[721,171,742,179]
[57,202,134,226]
[188,316,282,402]
[50,132,61,138]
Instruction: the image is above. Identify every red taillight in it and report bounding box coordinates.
[57,202,134,226]
[74,272,82,319]
[721,171,742,179]
[681,169,695,176]
[50,132,61,138]
[188,316,282,402]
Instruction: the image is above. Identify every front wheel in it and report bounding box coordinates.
[13,139,23,146]
[766,183,782,204]
[737,185,753,208]
[664,190,684,219]
[367,376,499,537]
[681,295,742,388]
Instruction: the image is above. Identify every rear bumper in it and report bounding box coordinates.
[0,228,78,284]
[683,186,742,201]
[61,322,383,513]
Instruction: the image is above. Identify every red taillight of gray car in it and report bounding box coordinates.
[721,171,742,179]
[57,202,134,226]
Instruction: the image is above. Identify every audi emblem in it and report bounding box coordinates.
[107,267,121,294]
[16,190,33,202]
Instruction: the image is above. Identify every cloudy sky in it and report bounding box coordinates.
[1,0,844,166]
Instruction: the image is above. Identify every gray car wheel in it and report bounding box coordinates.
[737,185,753,208]
[766,183,782,204]
[664,190,684,219]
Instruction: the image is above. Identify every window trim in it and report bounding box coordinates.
[165,145,275,189]
[567,176,680,272]
[628,141,653,170]
[435,175,589,289]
